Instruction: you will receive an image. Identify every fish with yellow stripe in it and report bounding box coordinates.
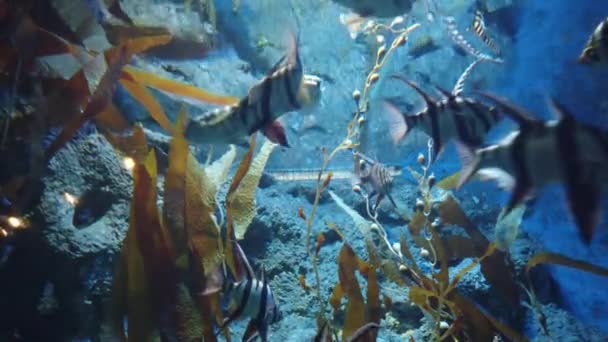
[471,10,501,57]
[383,59,502,162]
[185,32,321,147]
[216,242,282,342]
[352,151,399,213]
[457,93,608,243]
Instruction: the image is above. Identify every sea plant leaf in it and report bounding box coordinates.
[122,66,239,106]
[119,76,173,132]
[232,138,276,239]
[225,135,256,278]
[337,244,366,342]
[526,252,608,277]
[436,171,461,190]
[438,195,520,307]
[494,205,526,252]
[163,107,189,264]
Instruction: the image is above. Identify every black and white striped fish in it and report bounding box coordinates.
[579,16,608,65]
[471,10,501,57]
[185,32,321,147]
[383,60,501,161]
[457,93,608,243]
[218,242,282,342]
[353,151,398,212]
[312,320,380,342]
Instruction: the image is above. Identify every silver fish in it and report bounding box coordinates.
[353,151,398,212]
[384,59,501,162]
[185,33,321,147]
[579,16,608,64]
[457,93,608,243]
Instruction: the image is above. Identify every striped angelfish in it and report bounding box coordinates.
[457,93,608,243]
[312,320,380,342]
[185,32,322,147]
[471,10,501,57]
[383,59,501,162]
[353,151,398,212]
[579,16,608,65]
[217,242,282,342]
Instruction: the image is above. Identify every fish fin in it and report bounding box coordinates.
[381,100,411,144]
[391,75,438,107]
[431,143,446,163]
[268,55,287,76]
[233,240,255,281]
[243,320,262,342]
[373,193,385,212]
[263,120,289,147]
[259,267,267,284]
[476,167,516,191]
[476,92,541,127]
[547,97,577,123]
[386,192,398,208]
[431,84,454,100]
[345,322,381,342]
[565,178,600,244]
[505,181,533,215]
[455,141,480,189]
[284,30,300,71]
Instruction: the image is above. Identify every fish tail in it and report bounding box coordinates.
[285,30,301,73]
[382,100,415,144]
[455,141,481,189]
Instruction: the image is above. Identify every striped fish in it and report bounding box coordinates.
[457,93,608,243]
[471,10,501,57]
[444,16,503,63]
[218,242,282,342]
[579,16,608,64]
[185,32,321,147]
[353,151,398,212]
[383,60,501,162]
[312,320,380,342]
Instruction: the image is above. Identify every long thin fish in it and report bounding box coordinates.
[471,10,501,57]
[444,16,502,63]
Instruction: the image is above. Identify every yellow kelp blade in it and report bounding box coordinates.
[526,252,608,277]
[119,76,174,133]
[122,66,239,106]
[121,34,173,56]
[225,135,256,278]
[131,150,178,337]
[336,244,366,341]
[163,106,189,261]
[232,139,277,239]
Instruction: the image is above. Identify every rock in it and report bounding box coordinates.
[39,132,131,259]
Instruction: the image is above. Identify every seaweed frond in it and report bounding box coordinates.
[231,138,277,239]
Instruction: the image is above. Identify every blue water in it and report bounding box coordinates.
[2,0,608,341]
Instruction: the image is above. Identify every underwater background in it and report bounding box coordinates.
[1,0,608,341]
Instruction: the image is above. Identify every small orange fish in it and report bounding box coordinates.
[297,206,307,220]
[315,232,325,256]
